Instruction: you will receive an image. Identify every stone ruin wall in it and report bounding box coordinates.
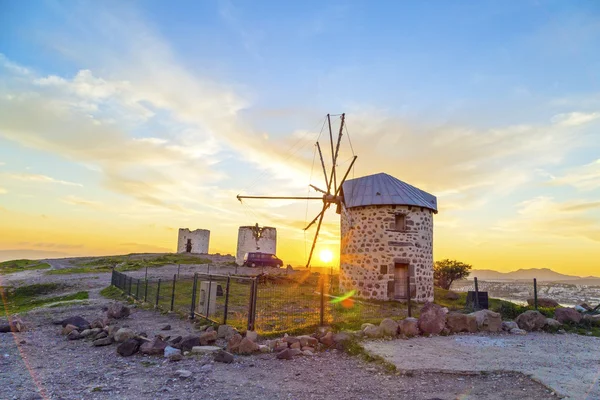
[339,204,434,302]
[235,226,277,265]
[177,228,210,254]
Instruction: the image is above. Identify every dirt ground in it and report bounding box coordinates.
[364,333,600,399]
[1,299,557,400]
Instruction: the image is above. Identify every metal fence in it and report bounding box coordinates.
[111,269,413,334]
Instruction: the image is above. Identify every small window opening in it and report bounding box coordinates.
[380,265,387,274]
[395,214,406,231]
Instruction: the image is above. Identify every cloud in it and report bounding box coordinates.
[4,172,82,187]
[551,111,600,126]
[0,187,6,194]
[60,195,103,208]
[550,159,600,191]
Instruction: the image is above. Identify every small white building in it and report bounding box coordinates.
[236,224,277,265]
[339,173,437,302]
[177,228,210,254]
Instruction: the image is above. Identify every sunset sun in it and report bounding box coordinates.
[319,249,333,264]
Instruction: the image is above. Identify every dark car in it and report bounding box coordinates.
[243,252,283,268]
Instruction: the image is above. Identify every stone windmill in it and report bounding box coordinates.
[237,113,356,269]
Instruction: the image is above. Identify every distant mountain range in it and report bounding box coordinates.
[469,268,600,285]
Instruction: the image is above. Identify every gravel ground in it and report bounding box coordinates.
[1,299,554,400]
[364,333,600,399]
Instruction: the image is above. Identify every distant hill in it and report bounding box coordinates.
[469,268,600,284]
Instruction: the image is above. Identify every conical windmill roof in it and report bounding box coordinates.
[341,173,438,213]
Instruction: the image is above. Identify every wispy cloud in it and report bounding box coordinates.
[551,159,600,191]
[0,187,7,194]
[60,195,103,208]
[551,111,600,126]
[4,172,82,187]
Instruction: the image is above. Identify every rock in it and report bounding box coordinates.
[80,329,93,337]
[140,337,168,355]
[510,328,527,335]
[217,325,238,340]
[583,314,600,324]
[469,309,502,332]
[301,346,315,352]
[214,350,234,363]
[302,350,314,356]
[276,348,293,360]
[161,324,171,331]
[238,337,259,355]
[0,318,26,333]
[290,342,301,349]
[227,333,243,353]
[298,335,319,347]
[179,335,201,352]
[545,318,562,328]
[446,313,478,333]
[578,303,593,311]
[501,321,518,331]
[554,307,582,324]
[363,325,383,338]
[283,336,300,345]
[332,332,353,345]
[527,298,559,308]
[170,336,183,345]
[62,324,79,335]
[199,331,218,345]
[191,346,221,354]
[114,328,136,343]
[164,346,181,358]
[106,303,130,319]
[117,339,140,356]
[169,353,183,362]
[93,337,113,346]
[60,316,90,331]
[67,330,82,340]
[361,323,375,331]
[175,370,192,380]
[90,319,106,329]
[258,344,269,353]
[379,318,399,336]
[445,291,460,300]
[398,317,420,337]
[95,331,108,340]
[245,330,259,343]
[515,310,547,332]
[274,344,288,353]
[289,348,302,357]
[320,331,335,346]
[418,302,447,335]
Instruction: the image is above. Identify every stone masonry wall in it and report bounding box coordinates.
[339,204,434,302]
[177,228,210,254]
[236,226,277,265]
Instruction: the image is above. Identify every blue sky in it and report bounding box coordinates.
[0,0,599,274]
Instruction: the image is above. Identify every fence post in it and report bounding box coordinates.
[407,276,412,317]
[223,276,231,325]
[145,266,148,281]
[155,278,161,308]
[206,276,213,320]
[170,274,176,312]
[320,277,325,326]
[247,279,256,331]
[474,277,480,310]
[533,278,538,310]
[190,273,198,320]
[128,276,132,296]
[144,279,148,302]
[136,279,140,299]
[111,270,114,286]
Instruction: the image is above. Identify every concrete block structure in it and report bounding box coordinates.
[177,228,210,254]
[339,173,437,302]
[236,224,277,265]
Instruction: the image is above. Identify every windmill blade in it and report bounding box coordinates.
[316,142,329,191]
[304,203,329,230]
[306,205,327,268]
[330,113,345,192]
[334,155,358,196]
[309,184,327,194]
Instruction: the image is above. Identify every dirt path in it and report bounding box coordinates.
[364,333,600,399]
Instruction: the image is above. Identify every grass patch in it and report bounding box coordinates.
[99,285,128,300]
[344,339,397,373]
[0,259,51,274]
[2,283,88,314]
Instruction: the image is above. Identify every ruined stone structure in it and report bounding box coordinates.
[339,173,437,302]
[236,224,277,265]
[177,228,210,254]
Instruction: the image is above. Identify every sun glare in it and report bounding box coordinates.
[319,249,333,263]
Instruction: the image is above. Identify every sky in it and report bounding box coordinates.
[0,0,599,276]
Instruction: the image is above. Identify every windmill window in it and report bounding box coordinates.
[394,214,406,231]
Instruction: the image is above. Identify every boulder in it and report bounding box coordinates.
[289,348,302,357]
[290,342,301,350]
[501,321,518,331]
[106,303,130,319]
[179,335,201,352]
[114,328,136,343]
[379,318,399,336]
[554,307,582,324]
[583,314,600,324]
[62,324,79,335]
[245,331,259,343]
[298,335,319,347]
[258,345,269,353]
[169,353,183,362]
[469,309,502,332]
[117,339,140,357]
[217,325,238,340]
[320,331,335,347]
[93,337,113,346]
[214,350,234,363]
[0,318,26,333]
[510,328,527,335]
[61,316,90,331]
[363,325,383,338]
[545,318,562,328]
[170,336,183,346]
[67,330,82,340]
[398,317,420,337]
[140,337,168,355]
[301,346,315,352]
[418,303,447,335]
[578,303,593,312]
[515,310,547,332]
[227,333,243,353]
[283,336,300,345]
[175,370,192,380]
[276,348,293,360]
[161,325,171,331]
[446,312,478,333]
[164,346,181,358]
[80,329,93,338]
[302,350,314,356]
[332,332,353,345]
[95,331,108,340]
[445,291,460,300]
[237,338,259,355]
[199,331,218,345]
[527,298,559,308]
[361,323,375,331]
[90,319,106,329]
[191,346,221,354]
